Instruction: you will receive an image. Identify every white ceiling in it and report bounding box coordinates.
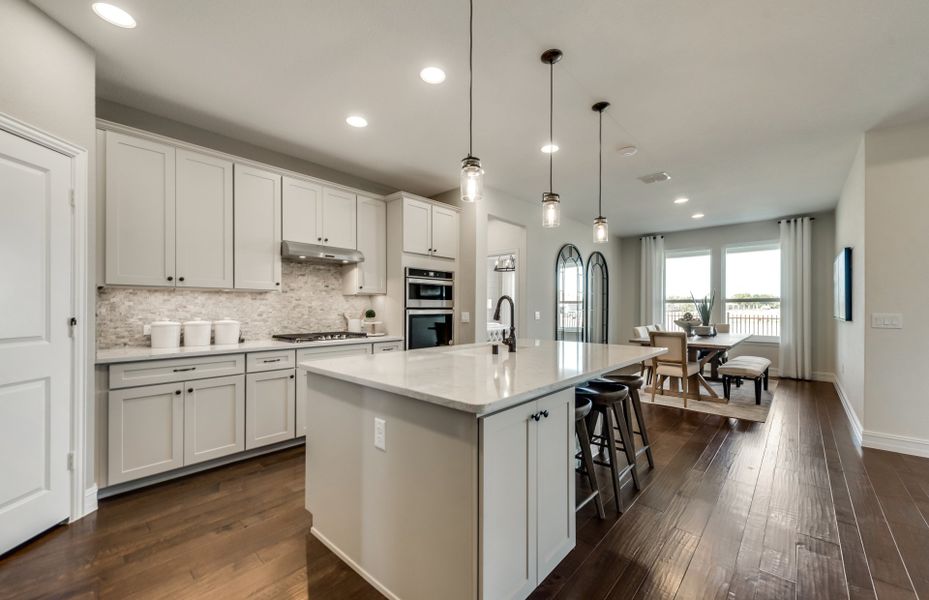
[33,0,929,235]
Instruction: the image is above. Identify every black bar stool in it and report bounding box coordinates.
[576,382,639,514]
[598,374,655,469]
[574,396,605,519]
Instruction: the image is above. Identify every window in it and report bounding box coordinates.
[724,243,780,339]
[664,249,711,330]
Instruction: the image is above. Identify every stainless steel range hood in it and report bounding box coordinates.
[281,241,365,264]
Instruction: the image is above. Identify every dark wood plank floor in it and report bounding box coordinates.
[2,380,928,599]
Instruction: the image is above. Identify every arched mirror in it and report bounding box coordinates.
[555,244,584,341]
[586,252,609,343]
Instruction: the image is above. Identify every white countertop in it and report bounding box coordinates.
[299,339,667,415]
[95,335,403,365]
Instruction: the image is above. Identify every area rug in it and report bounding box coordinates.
[645,377,778,423]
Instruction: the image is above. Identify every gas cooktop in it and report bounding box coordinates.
[273,331,369,343]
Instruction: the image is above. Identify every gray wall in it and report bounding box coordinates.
[618,214,836,377]
[0,0,97,496]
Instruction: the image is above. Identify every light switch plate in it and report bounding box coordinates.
[374,417,386,451]
[871,313,903,329]
[461,311,470,324]
[142,324,151,335]
[534,311,541,321]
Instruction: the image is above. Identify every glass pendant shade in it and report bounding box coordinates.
[542,192,561,228]
[460,156,484,203]
[593,216,609,243]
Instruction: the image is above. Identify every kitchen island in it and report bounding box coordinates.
[300,340,665,600]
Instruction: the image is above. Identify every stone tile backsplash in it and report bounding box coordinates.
[96,261,372,348]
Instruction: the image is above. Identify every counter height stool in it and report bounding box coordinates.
[576,381,640,514]
[574,397,605,519]
[598,374,655,469]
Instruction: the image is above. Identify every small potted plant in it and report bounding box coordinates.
[691,291,717,336]
[364,309,376,321]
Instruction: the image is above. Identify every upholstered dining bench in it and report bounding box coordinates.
[718,356,771,405]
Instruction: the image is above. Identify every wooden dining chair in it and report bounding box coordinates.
[648,331,714,407]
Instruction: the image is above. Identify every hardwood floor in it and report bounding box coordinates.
[2,380,928,599]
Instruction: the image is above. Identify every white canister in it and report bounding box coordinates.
[183,320,212,347]
[213,318,241,345]
[150,321,181,349]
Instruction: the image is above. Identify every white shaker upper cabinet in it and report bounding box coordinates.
[345,195,386,295]
[234,164,281,291]
[430,204,459,260]
[105,131,176,286]
[282,176,323,244]
[402,197,432,256]
[175,149,234,288]
[321,187,357,249]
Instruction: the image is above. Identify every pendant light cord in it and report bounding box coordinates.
[468,0,473,158]
[598,109,603,217]
[549,61,554,193]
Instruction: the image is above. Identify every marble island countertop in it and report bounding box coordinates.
[96,335,403,365]
[299,339,667,415]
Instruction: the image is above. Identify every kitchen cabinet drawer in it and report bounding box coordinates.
[246,369,296,449]
[109,354,245,389]
[246,349,296,373]
[373,341,403,353]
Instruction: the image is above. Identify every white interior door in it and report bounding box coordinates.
[0,128,73,554]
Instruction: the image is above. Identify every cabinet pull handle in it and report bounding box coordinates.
[289,374,295,379]
[531,412,541,422]
[173,367,196,372]
[324,238,329,242]
[275,282,280,286]
[317,237,322,242]
[541,410,550,419]
[187,388,194,394]
[262,358,282,363]
[167,276,174,282]
[175,389,182,395]
[178,276,185,282]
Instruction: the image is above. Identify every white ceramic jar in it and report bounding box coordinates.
[150,321,181,349]
[213,318,241,345]
[183,320,212,347]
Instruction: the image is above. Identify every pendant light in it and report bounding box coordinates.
[541,49,563,228]
[592,101,610,243]
[459,0,483,203]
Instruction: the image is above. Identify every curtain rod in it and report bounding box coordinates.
[777,217,815,223]
[639,234,664,239]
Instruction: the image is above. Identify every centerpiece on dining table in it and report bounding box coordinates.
[674,291,717,336]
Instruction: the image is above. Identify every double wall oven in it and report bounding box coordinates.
[405,268,454,350]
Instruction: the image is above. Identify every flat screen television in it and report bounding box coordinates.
[834,247,852,321]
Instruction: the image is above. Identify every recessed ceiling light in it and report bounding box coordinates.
[420,67,446,84]
[345,115,368,128]
[541,143,559,154]
[674,197,689,204]
[692,213,705,219]
[618,145,638,157]
[92,3,136,28]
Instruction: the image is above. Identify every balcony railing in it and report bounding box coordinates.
[664,300,780,338]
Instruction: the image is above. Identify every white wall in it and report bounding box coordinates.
[487,218,528,336]
[861,119,929,452]
[0,0,97,501]
[834,139,866,430]
[618,215,836,377]
[434,188,622,345]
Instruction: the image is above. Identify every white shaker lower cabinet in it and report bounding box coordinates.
[245,369,296,449]
[480,388,575,600]
[184,375,245,465]
[296,344,373,436]
[108,382,185,485]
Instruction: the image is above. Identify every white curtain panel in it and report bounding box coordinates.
[640,236,665,326]
[779,217,813,379]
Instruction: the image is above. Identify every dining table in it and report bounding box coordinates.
[628,331,752,400]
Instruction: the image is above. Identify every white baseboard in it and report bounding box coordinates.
[861,430,929,458]
[83,484,98,517]
[311,527,401,600]
[811,371,834,383]
[830,375,863,446]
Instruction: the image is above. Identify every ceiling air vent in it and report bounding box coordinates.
[638,171,671,184]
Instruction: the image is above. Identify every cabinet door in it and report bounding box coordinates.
[282,176,322,244]
[108,382,184,485]
[535,389,576,581]
[480,401,538,600]
[430,205,459,259]
[184,374,245,465]
[321,187,357,249]
[356,195,386,293]
[295,344,372,436]
[105,131,176,286]
[402,197,432,256]
[245,369,296,449]
[234,164,281,290]
[175,149,233,288]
